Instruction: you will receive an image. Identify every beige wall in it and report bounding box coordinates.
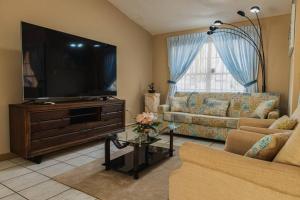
[153,15,291,114]
[0,0,152,154]
[289,0,300,114]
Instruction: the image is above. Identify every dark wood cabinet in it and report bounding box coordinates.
[9,99,125,162]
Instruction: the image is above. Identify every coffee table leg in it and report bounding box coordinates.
[145,145,149,166]
[133,144,140,179]
[169,129,174,157]
[105,137,111,170]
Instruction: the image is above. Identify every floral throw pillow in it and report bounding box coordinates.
[269,115,298,130]
[244,132,291,161]
[170,96,188,112]
[198,98,230,117]
[251,100,276,119]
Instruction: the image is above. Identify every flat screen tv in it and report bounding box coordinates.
[21,22,117,100]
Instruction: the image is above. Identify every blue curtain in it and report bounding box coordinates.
[211,26,259,92]
[167,32,207,102]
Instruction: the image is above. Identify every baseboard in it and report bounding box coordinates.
[0,153,17,161]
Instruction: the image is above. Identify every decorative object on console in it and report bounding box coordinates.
[148,82,156,93]
[208,6,266,92]
[145,93,160,113]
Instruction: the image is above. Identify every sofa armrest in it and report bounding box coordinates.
[240,126,293,135]
[239,117,276,128]
[224,130,265,155]
[179,142,300,198]
[268,109,280,119]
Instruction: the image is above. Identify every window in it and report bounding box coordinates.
[177,40,244,93]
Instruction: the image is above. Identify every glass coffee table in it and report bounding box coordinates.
[103,124,177,179]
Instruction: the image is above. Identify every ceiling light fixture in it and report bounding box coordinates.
[237,10,246,17]
[208,6,266,92]
[213,20,223,26]
[250,6,261,13]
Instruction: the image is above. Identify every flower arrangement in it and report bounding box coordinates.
[133,112,160,134]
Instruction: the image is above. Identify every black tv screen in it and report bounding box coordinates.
[21,22,117,100]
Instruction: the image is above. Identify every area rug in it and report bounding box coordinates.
[54,145,181,200]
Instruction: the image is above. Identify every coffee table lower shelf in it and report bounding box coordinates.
[103,145,173,179]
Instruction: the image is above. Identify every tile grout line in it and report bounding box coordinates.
[44,188,74,200]
[18,179,68,200]
[0,182,30,200]
[55,147,107,165]
[2,173,51,193]
[0,183,15,199]
[22,160,65,172]
[0,162,18,173]
[0,170,34,184]
[4,177,70,200]
[0,143,106,199]
[50,144,105,162]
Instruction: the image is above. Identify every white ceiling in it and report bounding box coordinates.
[107,0,292,35]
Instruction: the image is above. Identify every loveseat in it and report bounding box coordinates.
[158,92,280,141]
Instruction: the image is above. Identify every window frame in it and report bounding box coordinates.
[177,39,245,93]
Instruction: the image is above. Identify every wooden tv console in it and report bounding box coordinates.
[9,99,125,163]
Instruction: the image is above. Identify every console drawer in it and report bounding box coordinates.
[31,110,69,122]
[102,104,124,113]
[101,111,123,121]
[31,118,122,140]
[31,118,70,133]
[31,123,123,151]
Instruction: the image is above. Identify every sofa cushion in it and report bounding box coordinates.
[291,105,300,123]
[163,112,193,124]
[170,96,188,112]
[175,92,280,117]
[185,92,234,114]
[244,132,291,161]
[269,115,298,130]
[192,114,239,129]
[198,98,229,117]
[163,112,238,129]
[228,96,254,118]
[228,94,280,118]
[225,130,265,155]
[251,100,276,119]
[274,125,300,166]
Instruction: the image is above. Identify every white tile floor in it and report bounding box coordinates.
[0,134,224,200]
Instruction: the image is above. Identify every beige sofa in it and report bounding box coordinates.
[169,107,300,200]
[158,92,280,141]
[169,142,300,200]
